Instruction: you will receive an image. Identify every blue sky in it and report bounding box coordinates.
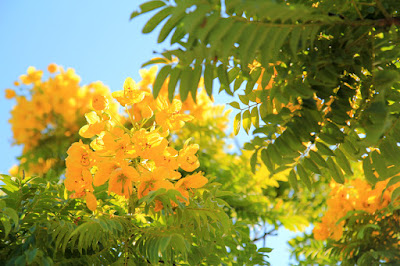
[0,1,299,264]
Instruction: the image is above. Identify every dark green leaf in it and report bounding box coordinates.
[153,65,172,98]
[326,157,344,184]
[303,157,321,174]
[250,150,258,174]
[179,67,192,102]
[168,67,181,102]
[261,148,274,172]
[288,169,299,192]
[142,7,174,34]
[316,142,334,156]
[296,164,312,190]
[335,148,353,176]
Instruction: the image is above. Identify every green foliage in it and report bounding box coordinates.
[133,0,400,193]
[0,172,271,265]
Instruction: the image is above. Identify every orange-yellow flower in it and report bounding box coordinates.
[66,141,95,170]
[65,168,93,193]
[19,66,43,85]
[137,169,174,198]
[108,165,140,198]
[5,89,16,99]
[112,77,146,106]
[178,141,200,172]
[47,63,58,73]
[155,97,193,131]
[102,132,133,159]
[93,160,120,186]
[79,112,107,138]
[86,192,97,211]
[92,94,108,111]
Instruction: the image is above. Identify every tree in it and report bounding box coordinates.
[132,0,400,264]
[2,64,282,265]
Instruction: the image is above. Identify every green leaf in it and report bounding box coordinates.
[153,65,171,98]
[334,148,353,176]
[141,57,169,68]
[238,94,249,105]
[217,65,231,93]
[363,156,377,185]
[179,67,192,102]
[233,112,241,136]
[251,106,259,128]
[228,101,240,109]
[25,248,38,264]
[204,63,214,97]
[208,18,235,48]
[142,6,174,34]
[158,5,188,43]
[258,247,273,253]
[267,144,282,165]
[316,142,334,156]
[238,24,259,67]
[1,219,11,238]
[261,148,274,172]
[309,150,328,168]
[387,176,400,190]
[391,187,400,202]
[242,109,251,134]
[183,4,212,36]
[131,1,166,20]
[290,27,301,56]
[234,75,244,92]
[303,157,321,174]
[288,169,299,192]
[296,164,312,190]
[197,13,220,42]
[250,150,257,174]
[168,67,181,102]
[189,64,203,102]
[221,22,247,60]
[2,207,18,225]
[326,157,344,184]
[159,235,172,252]
[138,1,166,16]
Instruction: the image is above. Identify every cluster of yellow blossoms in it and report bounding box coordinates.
[126,66,226,130]
[6,64,116,174]
[64,76,208,211]
[313,178,400,241]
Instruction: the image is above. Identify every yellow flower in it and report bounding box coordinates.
[155,97,193,131]
[178,141,200,172]
[112,77,146,106]
[92,94,108,111]
[47,63,58,73]
[108,165,140,198]
[5,89,16,99]
[19,66,43,85]
[85,192,97,211]
[66,141,95,169]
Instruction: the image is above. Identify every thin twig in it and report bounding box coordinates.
[351,0,364,20]
[375,0,392,20]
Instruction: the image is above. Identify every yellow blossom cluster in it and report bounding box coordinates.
[313,178,400,241]
[6,65,116,149]
[6,64,117,175]
[126,66,228,131]
[64,76,208,212]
